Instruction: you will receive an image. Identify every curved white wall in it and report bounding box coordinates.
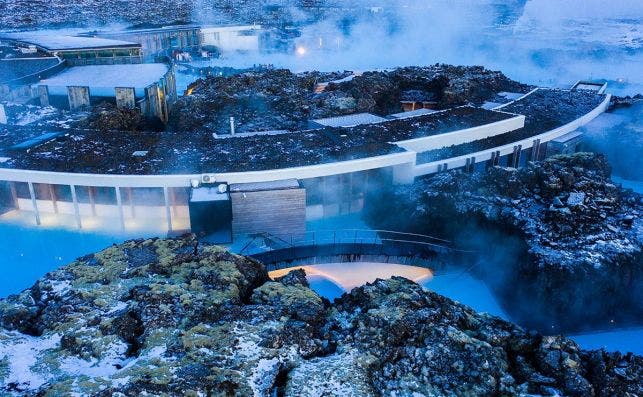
[413,94,612,177]
[0,93,611,189]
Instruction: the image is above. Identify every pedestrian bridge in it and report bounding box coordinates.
[238,229,476,272]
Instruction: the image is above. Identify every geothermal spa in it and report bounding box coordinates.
[268,262,507,317]
[269,262,643,355]
[0,211,642,355]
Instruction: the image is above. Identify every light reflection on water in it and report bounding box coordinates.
[269,262,508,319]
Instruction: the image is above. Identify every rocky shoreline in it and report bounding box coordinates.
[365,153,642,333]
[0,236,640,396]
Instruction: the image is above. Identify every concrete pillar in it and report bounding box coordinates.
[508,145,522,168]
[392,162,415,185]
[0,103,6,124]
[115,87,136,109]
[67,86,91,110]
[487,152,497,169]
[164,187,173,233]
[38,85,50,107]
[115,187,125,231]
[530,139,541,161]
[70,185,82,229]
[28,182,40,226]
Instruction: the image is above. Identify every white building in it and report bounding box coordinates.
[200,25,262,52]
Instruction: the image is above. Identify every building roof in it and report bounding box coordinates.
[311,113,387,128]
[190,187,230,203]
[0,57,61,84]
[38,64,169,97]
[0,33,139,51]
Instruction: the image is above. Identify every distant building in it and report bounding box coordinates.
[0,33,142,66]
[83,25,202,61]
[37,64,177,122]
[200,25,263,52]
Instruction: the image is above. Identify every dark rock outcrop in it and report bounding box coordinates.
[168,65,530,134]
[365,153,642,332]
[0,235,640,395]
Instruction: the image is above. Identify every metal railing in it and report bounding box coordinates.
[239,229,475,260]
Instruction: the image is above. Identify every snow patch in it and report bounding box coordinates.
[0,332,60,391]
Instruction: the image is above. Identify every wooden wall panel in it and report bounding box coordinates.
[231,188,306,239]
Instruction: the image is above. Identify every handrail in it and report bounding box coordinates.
[238,229,476,257]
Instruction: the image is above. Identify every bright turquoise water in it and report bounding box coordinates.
[0,224,139,297]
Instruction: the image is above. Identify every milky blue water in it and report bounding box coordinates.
[0,1,641,353]
[0,223,144,297]
[308,275,345,301]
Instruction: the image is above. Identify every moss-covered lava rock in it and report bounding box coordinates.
[0,236,640,396]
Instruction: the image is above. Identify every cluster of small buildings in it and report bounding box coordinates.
[0,24,265,122]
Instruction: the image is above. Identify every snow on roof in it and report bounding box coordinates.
[39,64,169,97]
[311,113,387,128]
[190,187,230,203]
[0,33,139,51]
[387,108,438,120]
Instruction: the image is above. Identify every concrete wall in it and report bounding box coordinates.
[67,86,90,110]
[0,84,34,103]
[38,85,50,106]
[115,87,136,109]
[230,187,306,239]
[144,85,164,122]
[414,94,612,177]
[200,26,261,52]
[394,114,525,153]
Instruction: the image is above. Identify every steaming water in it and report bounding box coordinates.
[270,262,508,319]
[0,1,641,353]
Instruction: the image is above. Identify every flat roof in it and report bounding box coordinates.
[0,33,139,51]
[39,64,169,97]
[190,187,230,203]
[0,57,61,84]
[0,106,516,175]
[311,113,387,128]
[91,24,261,36]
